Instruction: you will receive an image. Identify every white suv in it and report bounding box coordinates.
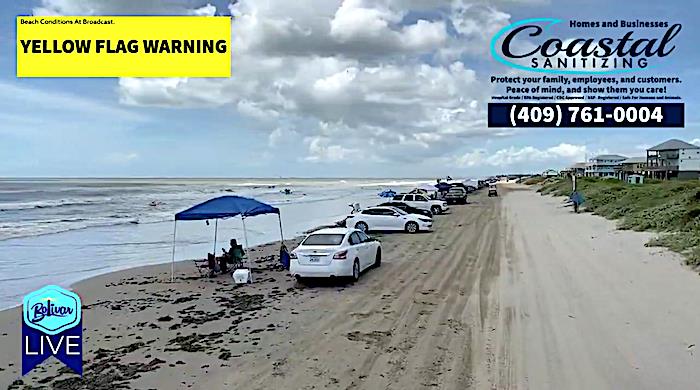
[392,194,448,215]
[345,206,433,233]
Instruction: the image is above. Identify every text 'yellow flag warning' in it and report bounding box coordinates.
[16,16,231,78]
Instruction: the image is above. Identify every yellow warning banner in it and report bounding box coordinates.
[16,16,231,78]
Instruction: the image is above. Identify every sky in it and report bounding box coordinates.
[0,0,698,178]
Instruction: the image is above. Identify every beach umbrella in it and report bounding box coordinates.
[171,196,283,282]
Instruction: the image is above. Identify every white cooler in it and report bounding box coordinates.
[232,269,252,284]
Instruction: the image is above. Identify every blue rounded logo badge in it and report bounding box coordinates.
[23,285,81,336]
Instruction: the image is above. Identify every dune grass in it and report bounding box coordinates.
[538,176,700,266]
[522,175,546,185]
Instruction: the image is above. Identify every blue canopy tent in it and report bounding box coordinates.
[170,196,283,282]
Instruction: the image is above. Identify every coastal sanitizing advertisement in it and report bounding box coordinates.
[1,1,699,389]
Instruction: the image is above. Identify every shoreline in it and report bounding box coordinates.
[0,177,387,310]
[0,235,302,312]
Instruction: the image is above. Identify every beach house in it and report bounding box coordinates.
[542,169,559,178]
[585,154,627,178]
[562,162,586,176]
[646,139,700,180]
[619,157,647,182]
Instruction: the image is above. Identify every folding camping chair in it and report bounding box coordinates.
[193,253,217,278]
[220,243,246,272]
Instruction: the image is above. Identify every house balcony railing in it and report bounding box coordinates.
[646,165,679,171]
[648,153,679,160]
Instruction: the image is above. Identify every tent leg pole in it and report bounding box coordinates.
[213,219,218,257]
[242,216,252,282]
[278,214,284,243]
[242,217,250,248]
[170,221,177,283]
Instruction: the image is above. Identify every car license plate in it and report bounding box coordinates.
[309,256,321,263]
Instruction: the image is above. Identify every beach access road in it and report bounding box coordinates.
[2,185,700,389]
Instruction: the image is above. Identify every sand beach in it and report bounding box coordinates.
[3,186,700,389]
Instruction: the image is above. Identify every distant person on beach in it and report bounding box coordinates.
[570,191,585,213]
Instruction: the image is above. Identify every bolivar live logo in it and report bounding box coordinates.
[22,285,82,375]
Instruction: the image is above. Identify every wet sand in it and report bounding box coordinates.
[2,187,700,389]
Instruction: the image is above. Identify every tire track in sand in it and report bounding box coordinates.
[383,197,502,390]
[369,200,496,389]
[245,205,464,387]
[222,191,508,390]
[309,199,491,389]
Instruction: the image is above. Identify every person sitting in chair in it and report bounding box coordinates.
[222,239,245,269]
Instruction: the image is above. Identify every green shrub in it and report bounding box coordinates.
[523,175,546,185]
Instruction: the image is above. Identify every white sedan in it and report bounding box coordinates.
[345,206,433,233]
[290,228,382,282]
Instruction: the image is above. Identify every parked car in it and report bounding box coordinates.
[444,186,468,204]
[488,185,498,197]
[345,206,432,233]
[392,193,448,215]
[378,201,432,218]
[290,228,381,282]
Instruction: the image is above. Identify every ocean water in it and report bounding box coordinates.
[0,178,429,309]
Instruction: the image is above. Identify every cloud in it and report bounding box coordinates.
[546,143,587,159]
[329,0,447,52]
[438,2,511,60]
[303,137,359,162]
[33,0,212,16]
[228,0,456,59]
[188,3,217,16]
[268,127,298,148]
[691,138,700,146]
[33,0,517,163]
[456,143,587,167]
